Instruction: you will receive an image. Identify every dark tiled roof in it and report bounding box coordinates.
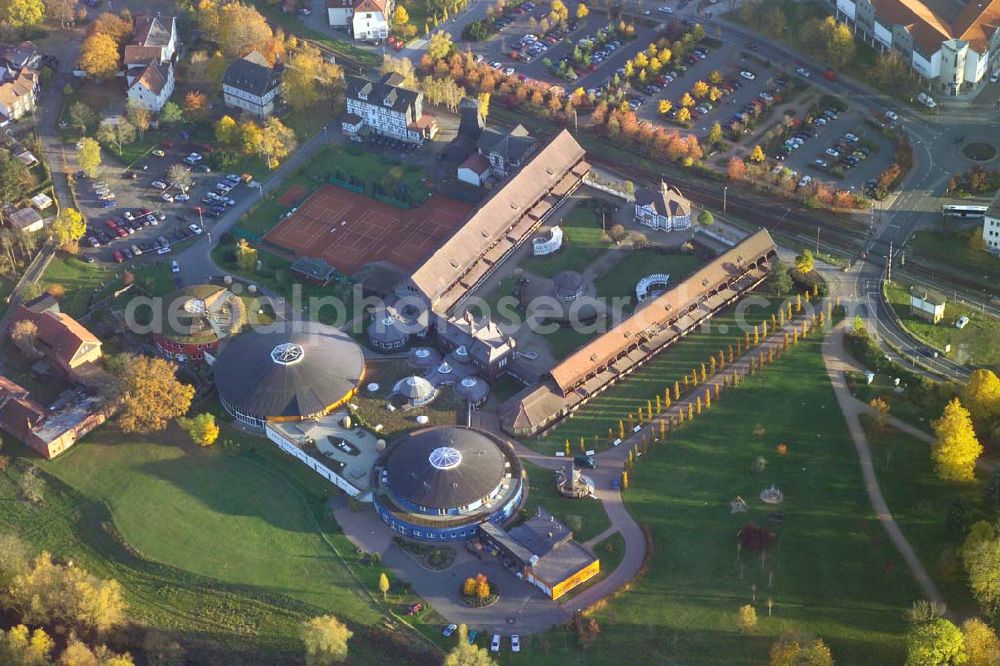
[223,51,281,97]
[635,181,691,219]
[214,323,364,419]
[133,15,174,48]
[477,124,538,164]
[385,426,508,509]
[345,73,420,115]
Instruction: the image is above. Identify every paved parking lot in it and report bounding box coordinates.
[466,7,667,91]
[771,105,895,192]
[75,143,257,270]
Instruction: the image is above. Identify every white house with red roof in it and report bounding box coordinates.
[124,15,178,111]
[352,0,393,40]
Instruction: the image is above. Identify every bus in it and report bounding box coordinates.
[942,204,988,218]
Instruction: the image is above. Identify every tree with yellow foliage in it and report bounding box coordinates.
[79,32,119,80]
[50,208,86,250]
[749,144,766,163]
[691,80,709,98]
[108,354,195,434]
[676,107,691,123]
[550,0,569,22]
[576,2,589,18]
[932,398,982,482]
[961,369,1000,434]
[680,92,695,107]
[658,99,673,115]
[177,413,220,447]
[302,614,352,665]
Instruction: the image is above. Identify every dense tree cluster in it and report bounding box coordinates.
[213,114,298,169]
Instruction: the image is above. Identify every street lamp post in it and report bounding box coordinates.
[723,186,728,212]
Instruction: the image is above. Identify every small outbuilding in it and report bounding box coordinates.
[910,288,946,324]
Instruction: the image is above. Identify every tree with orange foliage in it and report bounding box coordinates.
[184,90,209,119]
[727,157,747,181]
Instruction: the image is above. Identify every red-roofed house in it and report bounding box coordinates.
[457,152,492,187]
[124,15,177,111]
[10,306,103,379]
[352,0,393,40]
[832,0,1000,94]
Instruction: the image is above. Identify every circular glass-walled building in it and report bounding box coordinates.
[373,426,523,541]
[214,322,365,430]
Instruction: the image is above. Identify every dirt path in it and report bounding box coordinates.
[821,320,946,607]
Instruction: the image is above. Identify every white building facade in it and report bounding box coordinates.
[222,51,281,118]
[344,73,430,143]
[984,211,1000,255]
[352,0,392,40]
[829,0,1000,95]
[126,62,175,112]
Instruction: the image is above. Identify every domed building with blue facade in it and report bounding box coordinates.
[372,425,523,541]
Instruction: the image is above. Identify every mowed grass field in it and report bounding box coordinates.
[521,206,611,278]
[532,293,784,453]
[505,333,920,665]
[520,461,610,543]
[0,426,440,661]
[866,424,984,615]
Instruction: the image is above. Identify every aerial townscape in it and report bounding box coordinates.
[1,0,1000,663]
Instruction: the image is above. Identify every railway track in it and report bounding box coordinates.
[588,154,867,255]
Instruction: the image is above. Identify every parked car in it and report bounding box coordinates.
[189,224,204,235]
[491,635,501,652]
[917,92,937,108]
[795,67,810,77]
[150,180,167,190]
[406,603,423,616]
[739,70,756,80]
[443,624,458,637]
[956,316,970,329]
[468,630,478,645]
[151,148,165,157]
[511,635,520,653]
[113,250,124,263]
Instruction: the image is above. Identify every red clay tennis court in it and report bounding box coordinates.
[264,185,473,276]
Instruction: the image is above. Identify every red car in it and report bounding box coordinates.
[159,140,174,148]
[105,219,118,230]
[406,603,423,616]
[113,250,124,263]
[191,205,205,214]
[140,207,152,215]
[115,227,128,238]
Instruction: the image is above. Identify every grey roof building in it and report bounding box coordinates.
[223,51,282,118]
[214,322,365,430]
[634,181,692,232]
[383,426,513,511]
[476,124,539,178]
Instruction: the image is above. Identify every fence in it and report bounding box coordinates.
[584,167,635,202]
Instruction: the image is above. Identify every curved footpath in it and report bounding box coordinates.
[821,321,946,607]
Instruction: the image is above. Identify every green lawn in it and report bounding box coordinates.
[908,230,1000,289]
[884,280,1000,371]
[511,333,920,665]
[520,461,610,544]
[38,253,121,318]
[594,249,703,303]
[531,294,783,453]
[594,531,626,574]
[866,423,984,615]
[132,262,176,298]
[0,426,440,661]
[212,239,354,325]
[521,206,612,278]
[844,370,941,434]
